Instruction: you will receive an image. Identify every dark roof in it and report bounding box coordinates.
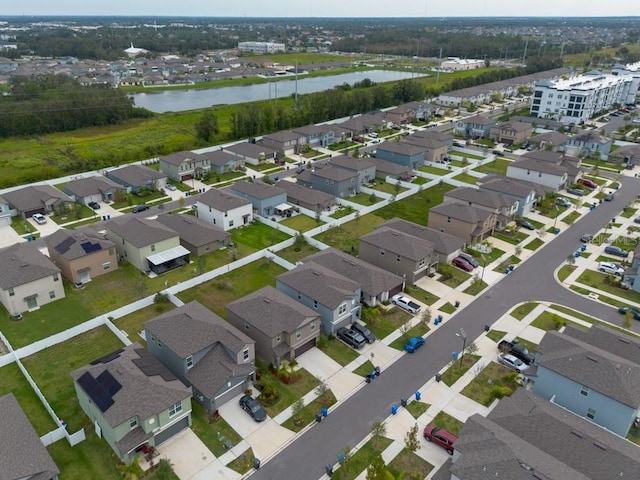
[197,188,251,211]
[71,343,190,428]
[509,158,568,176]
[430,202,494,223]
[461,114,495,126]
[0,393,59,480]
[571,130,610,144]
[376,141,425,156]
[450,389,640,480]
[491,120,532,133]
[377,218,465,254]
[360,227,433,262]
[63,176,122,197]
[105,216,178,248]
[522,150,564,163]
[3,184,72,213]
[108,164,166,187]
[410,130,453,143]
[275,180,335,206]
[0,243,61,290]
[529,131,569,146]
[144,301,254,359]
[159,150,204,167]
[223,142,276,159]
[291,124,335,136]
[366,158,412,176]
[230,180,285,200]
[262,130,303,143]
[277,262,360,309]
[402,135,449,150]
[477,174,551,198]
[445,186,515,210]
[45,228,115,261]
[199,150,240,167]
[227,286,319,337]
[311,165,359,182]
[563,325,640,365]
[328,154,376,171]
[155,214,230,248]
[304,248,405,297]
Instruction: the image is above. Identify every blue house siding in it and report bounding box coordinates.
[229,189,287,217]
[532,366,637,436]
[375,150,424,169]
[310,176,358,198]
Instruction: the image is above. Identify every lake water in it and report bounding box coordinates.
[131,70,427,113]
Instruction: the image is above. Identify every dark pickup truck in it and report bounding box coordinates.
[498,340,535,365]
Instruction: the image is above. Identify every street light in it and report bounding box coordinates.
[553,206,560,230]
[456,328,467,367]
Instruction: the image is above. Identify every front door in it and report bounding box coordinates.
[26,296,38,310]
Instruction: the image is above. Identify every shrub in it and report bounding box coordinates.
[490,385,513,401]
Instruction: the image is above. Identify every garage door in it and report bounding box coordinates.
[214,381,246,410]
[389,284,403,297]
[295,338,316,357]
[154,416,189,446]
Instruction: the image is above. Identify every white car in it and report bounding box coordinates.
[598,261,624,277]
[498,353,529,373]
[391,294,422,314]
[165,184,177,191]
[32,213,47,225]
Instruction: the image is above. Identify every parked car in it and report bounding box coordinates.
[556,197,572,207]
[458,252,479,268]
[404,336,425,353]
[634,217,640,224]
[165,183,177,191]
[519,220,535,231]
[601,116,611,122]
[88,201,101,210]
[604,245,629,258]
[351,322,376,344]
[567,188,585,196]
[423,425,457,455]
[132,204,149,213]
[32,213,47,225]
[598,261,624,276]
[618,306,640,320]
[497,353,529,373]
[492,149,505,156]
[580,234,593,243]
[239,395,267,422]
[578,178,597,190]
[452,141,465,147]
[336,327,366,349]
[604,193,614,202]
[391,295,422,314]
[452,256,473,272]
[497,339,536,365]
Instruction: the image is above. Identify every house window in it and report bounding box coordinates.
[243,349,249,361]
[150,334,156,343]
[339,304,347,314]
[229,220,234,227]
[380,248,385,256]
[296,329,302,339]
[586,408,596,420]
[129,417,138,429]
[53,273,59,282]
[245,321,250,330]
[224,211,228,217]
[419,258,425,266]
[103,262,111,270]
[169,401,182,417]
[580,385,589,397]
[276,334,281,342]
[396,254,401,262]
[310,321,315,331]
[49,291,56,299]
[151,244,156,252]
[297,292,302,300]
[447,216,451,223]
[313,300,318,309]
[186,356,193,370]
[8,288,14,297]
[109,247,114,255]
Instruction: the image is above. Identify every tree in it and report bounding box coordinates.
[404,423,420,454]
[566,254,576,266]
[370,419,387,448]
[366,455,387,480]
[291,398,305,425]
[315,381,330,398]
[465,341,479,356]
[421,308,432,325]
[515,245,523,258]
[623,310,633,330]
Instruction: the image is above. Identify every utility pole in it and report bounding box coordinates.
[436,47,442,87]
[295,60,298,109]
[522,37,529,66]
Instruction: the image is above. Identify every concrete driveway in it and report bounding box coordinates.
[296,348,364,401]
[0,225,24,248]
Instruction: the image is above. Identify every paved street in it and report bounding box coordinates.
[251,175,639,480]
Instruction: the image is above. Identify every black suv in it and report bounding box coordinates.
[132,204,149,213]
[239,395,267,422]
[351,322,376,343]
[336,327,366,349]
[605,245,629,258]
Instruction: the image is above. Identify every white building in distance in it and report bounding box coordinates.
[529,71,632,124]
[611,61,640,104]
[238,42,286,54]
[440,57,484,71]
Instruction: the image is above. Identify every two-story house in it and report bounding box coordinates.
[402,134,449,163]
[159,151,211,182]
[71,344,192,465]
[196,188,253,230]
[530,326,640,437]
[444,186,518,230]
[608,144,640,167]
[366,158,413,181]
[227,286,320,368]
[328,155,377,186]
[337,113,388,137]
[453,114,495,139]
[528,130,569,152]
[477,174,550,217]
[144,301,255,414]
[276,262,361,335]
[229,181,288,217]
[565,130,613,160]
[520,150,584,185]
[261,131,306,158]
[223,142,276,166]
[200,150,244,175]
[428,202,497,244]
[488,120,533,146]
[296,165,359,198]
[291,124,337,148]
[506,157,570,191]
[374,141,425,169]
[0,242,65,315]
[275,180,336,212]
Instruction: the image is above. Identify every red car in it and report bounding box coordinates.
[452,256,473,272]
[578,178,597,189]
[423,425,457,455]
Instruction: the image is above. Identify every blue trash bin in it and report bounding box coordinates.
[554,227,560,234]
[322,407,328,417]
[415,391,421,401]
[574,251,580,258]
[391,404,398,415]
[580,244,586,252]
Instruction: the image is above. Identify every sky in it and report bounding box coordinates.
[0,1,638,18]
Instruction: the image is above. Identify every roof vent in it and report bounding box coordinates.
[263,298,271,304]
[593,441,608,451]
[618,338,630,345]
[586,355,598,362]
[570,429,584,438]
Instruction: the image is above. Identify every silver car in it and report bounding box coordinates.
[498,353,529,373]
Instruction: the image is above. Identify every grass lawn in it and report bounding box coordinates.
[531,310,588,332]
[449,150,484,160]
[575,270,640,304]
[281,391,337,432]
[332,436,393,480]
[524,237,545,250]
[374,182,456,226]
[412,176,429,185]
[226,448,256,475]
[493,231,528,245]
[468,245,505,265]
[557,265,577,282]
[486,329,507,343]
[562,211,581,225]
[230,222,291,250]
[417,165,449,176]
[460,362,520,406]
[0,363,58,435]
[275,242,320,264]
[492,255,521,273]
[22,326,124,433]
[362,306,413,341]
[621,207,637,218]
[405,400,430,419]
[347,192,382,206]
[389,323,430,350]
[114,302,175,346]
[318,335,360,367]
[386,448,434,479]
[280,214,322,232]
[257,366,319,418]
[430,410,464,435]
[370,180,409,195]
[353,360,376,377]
[404,284,438,306]
[451,172,478,184]
[439,355,482,387]
[473,158,512,176]
[191,403,242,457]
[510,302,538,320]
[437,267,471,288]
[570,285,625,308]
[463,280,489,295]
[330,206,356,219]
[439,302,457,314]
[178,258,286,318]
[314,213,386,255]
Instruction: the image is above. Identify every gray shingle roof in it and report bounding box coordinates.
[377,218,465,254]
[277,262,360,309]
[144,301,254,359]
[0,243,60,290]
[304,248,404,297]
[360,227,433,262]
[376,140,425,156]
[263,131,303,143]
[311,165,359,182]
[563,325,640,365]
[199,150,240,167]
[160,151,203,167]
[529,131,569,147]
[328,154,376,171]
[70,343,191,428]
[155,213,230,248]
[409,130,452,143]
[45,228,115,261]
[227,285,319,337]
[477,174,551,198]
[223,142,275,159]
[2,184,72,213]
[230,180,285,200]
[509,158,568,176]
[108,164,166,188]
[105,216,178,248]
[197,188,251,211]
[0,393,59,480]
[366,158,412,177]
[62,176,122,198]
[402,135,448,149]
[462,114,495,126]
[275,180,335,206]
[430,202,493,223]
[445,186,515,210]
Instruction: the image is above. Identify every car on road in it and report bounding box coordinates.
[391,295,422,314]
[578,178,597,190]
[336,327,366,349]
[580,234,593,243]
[458,252,479,268]
[618,306,640,320]
[32,213,47,224]
[239,395,267,422]
[498,353,529,373]
[634,217,640,224]
[132,204,149,213]
[492,149,505,156]
[165,183,177,191]
[598,261,624,276]
[423,425,457,455]
[88,201,101,210]
[519,219,535,231]
[604,245,629,258]
[351,322,376,344]
[633,119,640,124]
[452,256,474,272]
[604,193,614,202]
[404,336,425,353]
[611,111,623,117]
[567,188,585,196]
[601,116,611,122]
[452,141,465,147]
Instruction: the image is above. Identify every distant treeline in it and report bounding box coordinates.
[0,75,151,138]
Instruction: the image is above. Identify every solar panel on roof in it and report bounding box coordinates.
[96,370,122,396]
[90,349,124,365]
[133,349,177,382]
[77,372,114,413]
[54,236,75,254]
[80,241,103,254]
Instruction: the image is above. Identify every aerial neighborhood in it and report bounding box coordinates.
[1,13,640,480]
